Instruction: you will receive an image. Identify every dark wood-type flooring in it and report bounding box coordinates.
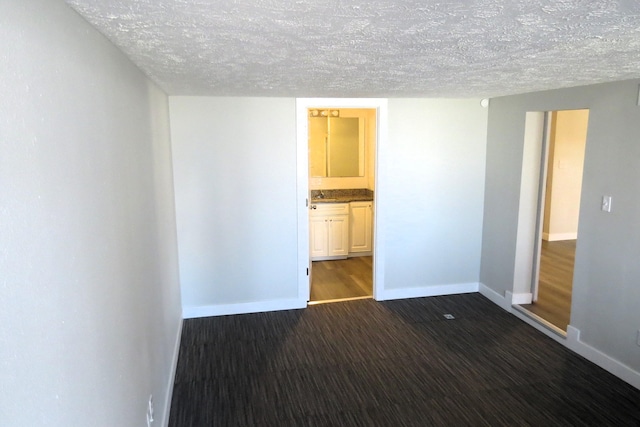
[310,256,372,302]
[169,294,640,426]
[522,239,575,331]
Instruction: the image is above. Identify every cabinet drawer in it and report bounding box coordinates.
[310,202,349,216]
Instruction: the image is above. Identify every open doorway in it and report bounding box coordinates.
[307,108,376,304]
[520,109,589,331]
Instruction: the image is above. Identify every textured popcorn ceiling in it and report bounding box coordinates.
[65,0,640,97]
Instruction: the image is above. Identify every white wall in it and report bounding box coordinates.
[170,97,487,311]
[0,2,182,426]
[170,97,301,317]
[543,110,589,241]
[480,79,640,384]
[381,99,488,296]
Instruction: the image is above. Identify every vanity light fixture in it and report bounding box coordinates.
[309,109,340,117]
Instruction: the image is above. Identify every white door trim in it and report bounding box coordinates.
[532,112,552,302]
[296,98,388,303]
[513,111,546,304]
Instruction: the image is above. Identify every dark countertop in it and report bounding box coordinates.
[311,196,373,203]
[310,188,374,204]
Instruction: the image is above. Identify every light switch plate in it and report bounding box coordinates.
[602,196,612,212]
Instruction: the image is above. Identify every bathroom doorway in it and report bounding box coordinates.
[307,107,377,304]
[295,98,387,305]
[521,109,589,332]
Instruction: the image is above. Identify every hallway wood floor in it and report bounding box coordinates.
[310,256,372,302]
[522,239,575,331]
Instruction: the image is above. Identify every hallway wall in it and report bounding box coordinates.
[480,79,640,382]
[543,109,589,241]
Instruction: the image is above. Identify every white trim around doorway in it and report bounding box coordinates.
[296,98,388,305]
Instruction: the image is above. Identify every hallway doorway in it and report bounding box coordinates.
[521,109,589,332]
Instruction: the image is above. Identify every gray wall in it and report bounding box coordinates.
[480,79,640,372]
[0,1,182,426]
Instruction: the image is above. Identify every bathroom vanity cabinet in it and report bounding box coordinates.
[310,200,374,260]
[309,203,350,260]
[349,201,373,253]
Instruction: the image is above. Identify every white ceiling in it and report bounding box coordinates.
[65,0,640,98]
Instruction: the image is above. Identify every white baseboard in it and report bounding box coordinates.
[566,326,640,390]
[481,284,640,391]
[311,255,348,261]
[543,232,577,241]
[509,291,533,305]
[478,283,512,312]
[477,286,532,311]
[377,282,479,301]
[161,317,183,427]
[182,298,307,319]
[347,251,373,258]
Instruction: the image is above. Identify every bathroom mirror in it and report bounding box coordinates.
[309,110,365,178]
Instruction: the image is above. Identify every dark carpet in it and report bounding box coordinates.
[168,294,640,426]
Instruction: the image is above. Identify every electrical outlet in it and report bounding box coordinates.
[146,394,154,427]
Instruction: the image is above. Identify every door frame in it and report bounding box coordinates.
[296,98,388,304]
[512,111,547,305]
[514,109,588,312]
[531,112,553,302]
